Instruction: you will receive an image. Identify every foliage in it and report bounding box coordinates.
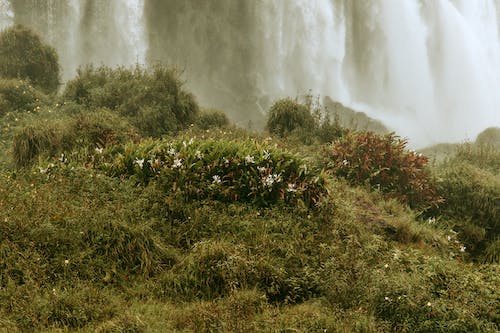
[62,65,199,136]
[0,25,60,94]
[323,132,442,209]
[0,78,48,116]
[195,108,230,130]
[12,107,137,167]
[97,137,326,207]
[431,153,499,263]
[266,96,347,144]
[267,98,315,137]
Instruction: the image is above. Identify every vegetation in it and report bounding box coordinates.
[0,25,60,94]
[0,30,498,332]
[266,96,346,144]
[322,132,442,210]
[63,65,199,137]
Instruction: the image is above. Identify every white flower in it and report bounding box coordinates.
[173,158,182,168]
[188,138,194,145]
[64,259,69,265]
[460,245,466,252]
[263,150,271,160]
[342,159,349,166]
[257,166,267,173]
[95,147,103,154]
[212,175,222,184]
[428,217,436,224]
[195,150,204,159]
[58,154,67,163]
[263,175,275,187]
[384,296,390,301]
[384,264,389,269]
[245,155,255,164]
[287,183,297,193]
[135,158,145,169]
[272,173,282,183]
[447,235,451,241]
[426,302,432,307]
[223,157,230,165]
[168,147,177,156]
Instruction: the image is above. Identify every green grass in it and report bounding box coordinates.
[0,60,498,331]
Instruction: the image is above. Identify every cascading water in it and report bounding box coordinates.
[2,0,500,147]
[0,0,14,30]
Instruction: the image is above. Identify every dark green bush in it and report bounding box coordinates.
[97,138,326,207]
[267,98,315,137]
[195,108,230,129]
[267,97,346,144]
[0,25,60,94]
[323,132,442,209]
[63,65,199,136]
[0,78,48,116]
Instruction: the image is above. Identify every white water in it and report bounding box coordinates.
[0,0,14,30]
[259,0,500,147]
[3,0,500,147]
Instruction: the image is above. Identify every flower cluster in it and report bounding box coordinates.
[97,138,326,207]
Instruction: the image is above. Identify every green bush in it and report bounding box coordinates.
[267,98,315,137]
[0,25,60,94]
[266,97,346,144]
[97,138,326,207]
[323,132,442,209]
[12,108,136,166]
[432,161,499,262]
[0,78,48,116]
[63,65,199,136]
[195,108,230,130]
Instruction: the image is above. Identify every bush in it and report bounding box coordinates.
[97,138,326,207]
[0,78,48,116]
[267,97,346,144]
[267,98,315,137]
[195,108,230,130]
[63,65,199,136]
[0,25,60,94]
[432,161,499,262]
[12,108,136,166]
[322,132,442,209]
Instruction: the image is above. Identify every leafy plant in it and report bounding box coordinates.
[0,78,48,116]
[97,138,326,207]
[0,25,60,94]
[322,132,442,209]
[62,65,199,136]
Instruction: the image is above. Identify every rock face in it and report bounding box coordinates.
[323,97,389,135]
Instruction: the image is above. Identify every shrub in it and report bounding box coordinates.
[0,25,60,94]
[267,96,346,144]
[97,138,326,207]
[0,78,48,116]
[432,161,499,262]
[195,108,230,130]
[475,127,500,148]
[322,132,442,209]
[12,108,136,166]
[267,98,315,137]
[62,65,199,136]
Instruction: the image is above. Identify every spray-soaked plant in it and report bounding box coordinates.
[0,25,60,94]
[323,132,442,209]
[63,64,199,136]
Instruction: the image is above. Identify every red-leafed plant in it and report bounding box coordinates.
[323,132,442,210]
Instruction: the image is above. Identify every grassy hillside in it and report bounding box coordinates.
[0,26,499,332]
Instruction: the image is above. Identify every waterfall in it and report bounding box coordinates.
[0,0,14,30]
[3,0,500,147]
[257,0,500,147]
